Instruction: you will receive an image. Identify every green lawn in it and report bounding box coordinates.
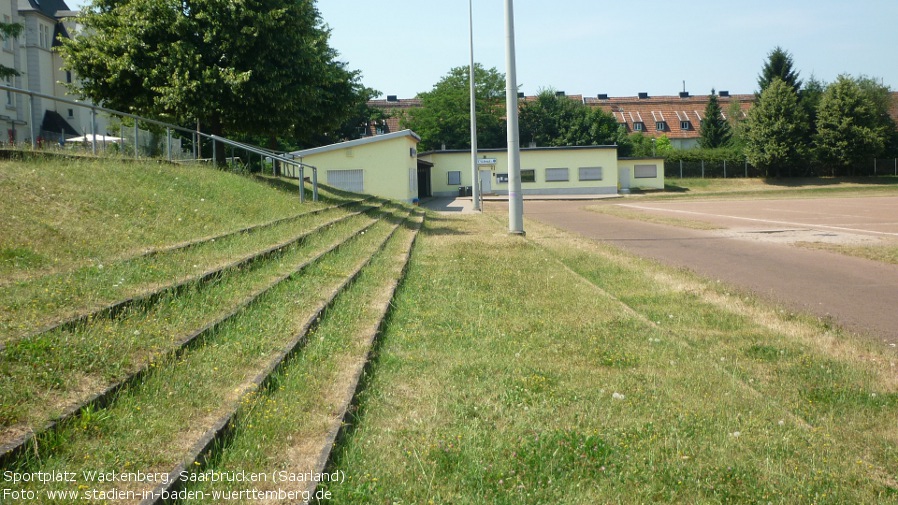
[320,212,898,504]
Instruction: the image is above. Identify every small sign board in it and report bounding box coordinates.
[477,158,497,165]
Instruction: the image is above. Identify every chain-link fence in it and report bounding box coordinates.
[665,158,898,178]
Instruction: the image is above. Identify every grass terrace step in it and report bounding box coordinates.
[0,200,382,344]
[4,205,414,503]
[0,207,388,457]
[176,211,423,503]
[0,159,360,284]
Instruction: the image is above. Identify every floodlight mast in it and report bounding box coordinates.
[504,0,524,234]
[469,0,481,211]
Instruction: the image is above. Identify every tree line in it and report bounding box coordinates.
[400,48,898,177]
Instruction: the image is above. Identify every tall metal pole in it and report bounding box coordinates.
[468,0,480,211]
[504,0,524,234]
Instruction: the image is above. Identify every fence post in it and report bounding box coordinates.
[299,166,305,203]
[745,159,748,178]
[28,93,35,150]
[90,107,97,156]
[312,167,319,202]
[874,158,877,176]
[724,159,727,178]
[679,160,683,179]
[701,160,705,178]
[134,122,139,159]
[166,128,172,162]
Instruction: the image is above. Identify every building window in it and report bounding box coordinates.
[634,165,658,179]
[66,71,72,83]
[680,120,691,130]
[521,169,536,183]
[656,121,666,131]
[39,24,50,49]
[67,108,74,118]
[633,121,645,132]
[5,77,12,106]
[545,167,569,182]
[447,170,461,185]
[579,167,603,181]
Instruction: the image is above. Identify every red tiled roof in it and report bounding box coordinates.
[584,94,754,140]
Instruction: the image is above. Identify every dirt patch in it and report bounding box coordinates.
[716,227,886,245]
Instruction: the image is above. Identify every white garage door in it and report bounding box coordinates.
[327,169,364,193]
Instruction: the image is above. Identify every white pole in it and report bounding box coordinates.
[504,0,524,235]
[469,0,480,211]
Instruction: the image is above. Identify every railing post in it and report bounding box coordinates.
[166,128,172,162]
[299,165,305,202]
[90,107,97,156]
[28,93,35,150]
[312,167,318,202]
[212,138,217,166]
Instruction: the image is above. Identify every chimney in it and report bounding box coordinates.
[638,92,649,99]
[597,93,608,100]
[386,95,398,102]
[719,90,730,97]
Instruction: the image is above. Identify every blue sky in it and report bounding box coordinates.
[66,0,898,99]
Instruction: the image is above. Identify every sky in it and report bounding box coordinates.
[65,0,898,100]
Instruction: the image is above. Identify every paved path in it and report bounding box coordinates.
[514,199,898,347]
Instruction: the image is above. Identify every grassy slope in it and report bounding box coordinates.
[0,158,310,282]
[322,211,898,504]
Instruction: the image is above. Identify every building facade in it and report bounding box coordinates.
[0,0,108,145]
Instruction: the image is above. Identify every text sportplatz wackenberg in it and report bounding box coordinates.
[3,469,345,501]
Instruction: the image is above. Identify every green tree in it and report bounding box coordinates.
[814,75,890,175]
[400,64,506,152]
[59,0,358,161]
[628,133,672,157]
[698,89,732,149]
[519,89,630,152]
[744,78,808,177]
[0,20,22,78]
[757,46,802,95]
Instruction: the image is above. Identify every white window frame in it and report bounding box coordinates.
[447,170,461,186]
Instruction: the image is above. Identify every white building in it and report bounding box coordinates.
[0,0,107,145]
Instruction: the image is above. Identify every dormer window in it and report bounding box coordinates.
[680,120,691,130]
[656,121,666,131]
[633,121,645,132]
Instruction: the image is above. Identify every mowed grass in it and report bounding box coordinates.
[796,241,898,267]
[660,176,898,200]
[321,212,898,504]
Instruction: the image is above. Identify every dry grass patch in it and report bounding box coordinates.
[585,203,722,230]
[796,241,898,266]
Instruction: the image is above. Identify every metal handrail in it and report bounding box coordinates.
[0,83,318,201]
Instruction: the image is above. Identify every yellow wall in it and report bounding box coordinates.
[296,132,420,202]
[617,158,665,190]
[423,146,620,197]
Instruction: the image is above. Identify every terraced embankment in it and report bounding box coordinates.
[0,160,422,504]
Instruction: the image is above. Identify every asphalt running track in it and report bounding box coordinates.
[512,196,898,348]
